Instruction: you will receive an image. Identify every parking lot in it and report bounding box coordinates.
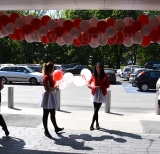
[0,75,156,113]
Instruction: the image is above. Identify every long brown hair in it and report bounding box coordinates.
[42,62,54,75]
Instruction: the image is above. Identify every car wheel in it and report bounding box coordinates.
[2,76,7,84]
[140,83,149,92]
[29,77,37,85]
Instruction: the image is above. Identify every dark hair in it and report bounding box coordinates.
[93,62,105,79]
[42,62,54,75]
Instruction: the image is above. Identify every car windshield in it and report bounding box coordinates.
[25,66,34,73]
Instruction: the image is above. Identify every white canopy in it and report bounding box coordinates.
[0,0,160,10]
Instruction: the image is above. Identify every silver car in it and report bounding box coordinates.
[0,66,43,85]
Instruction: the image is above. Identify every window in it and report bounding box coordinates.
[0,67,7,71]
[149,72,157,78]
[16,67,28,72]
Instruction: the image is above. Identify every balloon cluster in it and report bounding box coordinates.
[53,69,92,89]
[1,11,160,47]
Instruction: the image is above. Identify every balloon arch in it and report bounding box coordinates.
[0,11,160,48]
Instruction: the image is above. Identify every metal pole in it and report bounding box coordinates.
[8,87,14,108]
[56,89,60,111]
[105,89,111,113]
[155,87,160,115]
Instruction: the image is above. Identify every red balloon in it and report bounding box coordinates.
[31,18,41,30]
[14,29,25,41]
[141,36,150,47]
[63,20,74,32]
[123,25,135,38]
[138,14,149,26]
[78,32,91,45]
[116,31,124,45]
[22,24,33,35]
[41,15,51,26]
[108,35,116,46]
[107,18,115,27]
[54,26,65,37]
[132,20,142,32]
[46,31,57,43]
[9,34,16,40]
[41,36,49,44]
[53,70,63,81]
[10,12,20,23]
[97,21,108,33]
[73,39,81,47]
[149,30,160,42]
[0,15,10,26]
[74,18,82,28]
[88,27,98,39]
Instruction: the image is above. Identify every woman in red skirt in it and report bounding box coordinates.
[39,62,64,138]
[88,62,110,131]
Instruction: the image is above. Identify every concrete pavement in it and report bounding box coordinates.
[0,104,160,154]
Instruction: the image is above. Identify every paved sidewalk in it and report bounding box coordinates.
[1,105,160,153]
[0,126,160,154]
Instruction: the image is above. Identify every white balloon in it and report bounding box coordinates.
[80,68,92,81]
[149,17,160,30]
[57,18,65,27]
[140,25,151,36]
[63,72,74,83]
[98,33,108,46]
[59,82,67,90]
[89,17,99,27]
[25,34,33,43]
[90,38,99,48]
[5,23,16,34]
[80,20,90,32]
[31,30,40,42]
[0,31,4,38]
[123,37,133,47]
[62,33,73,45]
[1,27,8,36]
[123,17,134,26]
[132,32,143,44]
[70,27,80,38]
[56,37,65,46]
[73,76,86,86]
[47,19,57,31]
[114,19,125,31]
[38,26,48,36]
[25,15,35,24]
[15,17,25,28]
[106,26,116,38]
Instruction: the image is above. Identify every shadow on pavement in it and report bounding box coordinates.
[112,81,122,85]
[48,133,93,151]
[10,107,22,111]
[58,110,71,114]
[4,82,42,86]
[100,128,142,140]
[109,112,124,116]
[0,136,81,154]
[67,133,127,143]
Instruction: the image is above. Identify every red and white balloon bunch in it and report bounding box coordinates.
[53,68,92,89]
[0,11,160,47]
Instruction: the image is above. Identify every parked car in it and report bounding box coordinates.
[133,70,160,92]
[62,64,74,70]
[120,67,131,78]
[129,68,153,85]
[0,66,43,85]
[104,69,116,84]
[70,63,80,67]
[66,65,93,74]
[54,64,66,74]
[125,66,144,81]
[28,66,42,73]
[144,61,160,69]
[116,69,122,76]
